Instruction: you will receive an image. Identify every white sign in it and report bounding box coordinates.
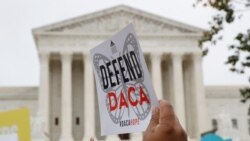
[90,24,158,135]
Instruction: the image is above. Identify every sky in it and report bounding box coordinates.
[0,0,249,86]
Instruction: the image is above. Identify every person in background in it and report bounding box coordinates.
[90,99,187,141]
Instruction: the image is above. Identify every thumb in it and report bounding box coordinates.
[148,106,160,129]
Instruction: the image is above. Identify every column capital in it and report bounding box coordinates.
[171,52,183,59]
[170,52,184,62]
[39,52,50,61]
[61,52,73,61]
[192,52,202,60]
[150,52,164,60]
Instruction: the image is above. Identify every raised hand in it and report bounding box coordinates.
[143,100,187,141]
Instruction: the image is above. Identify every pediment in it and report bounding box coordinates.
[33,5,205,35]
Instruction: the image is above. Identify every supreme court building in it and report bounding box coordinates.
[0,5,250,141]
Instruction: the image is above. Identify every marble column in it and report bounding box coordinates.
[39,52,50,139]
[60,52,74,141]
[191,52,210,137]
[151,52,163,99]
[83,53,96,141]
[171,53,186,129]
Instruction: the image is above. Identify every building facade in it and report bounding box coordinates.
[0,5,249,141]
[205,86,250,141]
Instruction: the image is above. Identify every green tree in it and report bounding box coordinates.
[194,0,250,113]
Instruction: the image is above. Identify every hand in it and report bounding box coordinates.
[143,100,187,141]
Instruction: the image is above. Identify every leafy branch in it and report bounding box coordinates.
[195,0,250,113]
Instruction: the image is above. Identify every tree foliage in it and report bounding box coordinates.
[194,0,250,114]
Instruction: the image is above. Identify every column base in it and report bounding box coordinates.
[105,135,120,141]
[130,133,143,141]
[188,137,199,141]
[59,136,74,141]
[83,136,96,141]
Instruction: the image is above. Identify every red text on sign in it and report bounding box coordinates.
[108,86,150,112]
